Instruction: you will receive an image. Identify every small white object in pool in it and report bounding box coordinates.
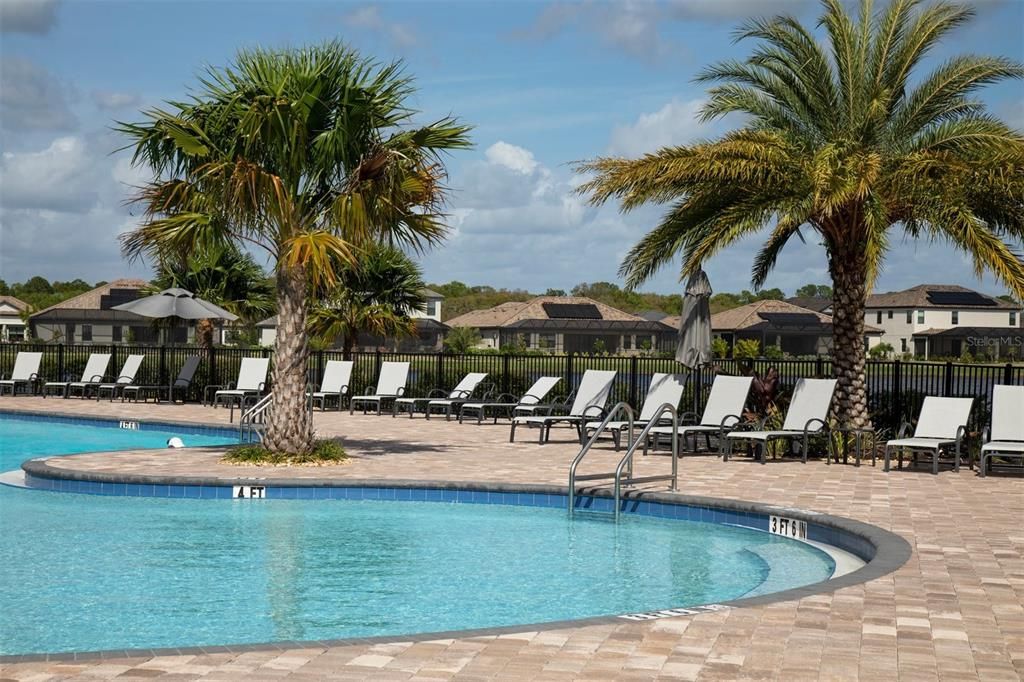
[167,437,185,448]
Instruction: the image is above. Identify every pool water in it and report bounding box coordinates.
[0,414,836,656]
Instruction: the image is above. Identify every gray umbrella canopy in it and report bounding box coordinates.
[675,269,713,369]
[112,288,239,321]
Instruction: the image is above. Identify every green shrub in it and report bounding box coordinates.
[711,337,729,358]
[733,339,761,359]
[868,342,894,359]
[223,439,347,466]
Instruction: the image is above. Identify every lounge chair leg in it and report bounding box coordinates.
[509,422,517,443]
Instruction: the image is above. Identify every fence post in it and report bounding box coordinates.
[891,359,902,432]
[56,344,64,382]
[1005,362,1014,386]
[566,352,575,392]
[628,356,639,408]
[209,347,217,393]
[436,351,444,389]
[815,356,824,378]
[943,361,954,396]
[374,349,382,387]
[159,345,167,386]
[502,354,511,394]
[316,350,325,386]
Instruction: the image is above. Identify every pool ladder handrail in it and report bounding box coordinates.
[612,403,679,519]
[240,393,273,443]
[568,402,634,514]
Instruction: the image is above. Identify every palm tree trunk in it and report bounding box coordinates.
[196,318,215,351]
[263,263,314,454]
[830,249,871,429]
[342,334,355,361]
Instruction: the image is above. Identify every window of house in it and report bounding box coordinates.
[951,311,959,325]
[81,325,92,342]
[901,338,907,352]
[887,310,893,319]
[906,311,912,324]
[917,310,925,324]
[1011,312,1018,327]
[112,326,122,343]
[537,333,557,350]
[876,311,882,324]
[426,301,437,316]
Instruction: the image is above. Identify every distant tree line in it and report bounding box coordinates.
[0,277,107,312]
[427,280,840,320]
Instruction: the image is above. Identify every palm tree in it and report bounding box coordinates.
[151,244,275,349]
[119,42,471,454]
[578,0,1024,428]
[307,244,427,359]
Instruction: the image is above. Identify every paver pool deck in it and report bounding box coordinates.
[0,396,1022,681]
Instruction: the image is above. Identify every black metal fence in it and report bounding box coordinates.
[1,344,1021,430]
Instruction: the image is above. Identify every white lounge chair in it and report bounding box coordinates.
[309,360,353,411]
[645,374,754,456]
[459,376,563,424]
[884,396,974,474]
[96,354,145,401]
[349,361,410,415]
[583,373,688,450]
[207,357,270,411]
[0,351,43,396]
[393,372,489,420]
[124,356,200,403]
[725,378,837,464]
[510,369,617,444]
[980,385,1024,477]
[43,353,111,398]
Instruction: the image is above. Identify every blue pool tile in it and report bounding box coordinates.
[409,488,426,501]
[182,486,202,499]
[292,488,315,500]
[314,487,331,500]
[396,488,412,501]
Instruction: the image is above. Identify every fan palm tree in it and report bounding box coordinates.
[151,244,275,349]
[308,244,427,359]
[119,42,471,454]
[578,0,1024,428]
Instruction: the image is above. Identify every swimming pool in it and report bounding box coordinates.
[1,412,852,658]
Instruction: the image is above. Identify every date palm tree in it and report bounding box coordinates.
[119,42,470,454]
[308,244,427,359]
[578,0,1024,428]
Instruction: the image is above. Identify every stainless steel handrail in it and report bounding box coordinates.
[239,393,274,443]
[613,403,678,519]
[568,402,634,514]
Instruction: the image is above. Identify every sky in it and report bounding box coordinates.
[1,0,1022,299]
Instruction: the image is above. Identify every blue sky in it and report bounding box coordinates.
[1,0,1022,298]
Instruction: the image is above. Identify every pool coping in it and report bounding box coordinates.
[6,458,912,664]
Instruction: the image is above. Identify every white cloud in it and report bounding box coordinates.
[608,98,707,156]
[92,90,142,111]
[0,0,58,34]
[0,56,77,131]
[484,141,539,174]
[0,132,148,283]
[0,136,97,212]
[666,0,814,21]
[343,5,418,50]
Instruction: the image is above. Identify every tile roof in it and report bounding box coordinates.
[696,299,882,333]
[785,296,832,312]
[445,296,642,328]
[0,295,29,312]
[866,284,1017,309]
[29,279,149,317]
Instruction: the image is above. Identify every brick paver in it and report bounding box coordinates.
[0,396,1022,681]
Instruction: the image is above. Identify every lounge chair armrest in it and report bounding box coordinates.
[89,374,105,383]
[897,421,912,438]
[396,387,406,397]
[581,405,606,419]
[802,418,827,435]
[956,424,968,450]
[427,388,448,398]
[679,411,700,425]
[363,384,377,396]
[450,388,473,399]
[719,414,743,429]
[494,392,517,403]
[258,381,267,392]
[339,384,349,396]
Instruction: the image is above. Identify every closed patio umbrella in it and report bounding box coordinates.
[675,269,713,369]
[112,287,238,321]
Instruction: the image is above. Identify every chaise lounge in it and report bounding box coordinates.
[583,372,688,450]
[884,396,974,474]
[725,378,837,464]
[349,362,410,415]
[980,385,1024,477]
[645,374,753,457]
[0,352,43,396]
[510,369,616,444]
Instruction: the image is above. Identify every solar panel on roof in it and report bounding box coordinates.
[926,290,997,307]
[757,312,823,326]
[541,303,602,319]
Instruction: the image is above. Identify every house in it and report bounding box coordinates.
[446,296,675,354]
[29,279,195,344]
[785,296,833,314]
[0,296,29,342]
[256,289,447,352]
[864,284,1022,358]
[695,299,882,357]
